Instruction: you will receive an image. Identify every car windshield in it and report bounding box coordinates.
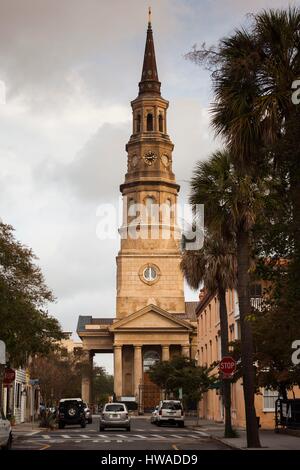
[105,404,125,412]
[60,400,82,408]
[161,402,182,410]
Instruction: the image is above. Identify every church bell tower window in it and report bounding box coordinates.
[136,114,141,133]
[158,113,163,132]
[147,113,153,131]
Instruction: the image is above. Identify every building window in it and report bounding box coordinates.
[158,113,163,132]
[147,113,153,131]
[263,389,279,412]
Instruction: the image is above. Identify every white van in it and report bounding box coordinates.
[156,400,184,427]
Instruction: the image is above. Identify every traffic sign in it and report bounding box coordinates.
[219,356,236,378]
[3,368,15,385]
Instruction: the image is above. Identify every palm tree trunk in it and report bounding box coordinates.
[236,229,261,448]
[218,285,234,437]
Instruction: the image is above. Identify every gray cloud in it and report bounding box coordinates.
[0,0,294,373]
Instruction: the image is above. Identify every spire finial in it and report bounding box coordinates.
[148,6,152,27]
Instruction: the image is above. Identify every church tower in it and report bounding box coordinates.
[116,14,185,318]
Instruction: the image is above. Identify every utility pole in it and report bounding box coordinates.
[0,340,6,412]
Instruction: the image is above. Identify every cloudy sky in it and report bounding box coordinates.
[0,0,295,373]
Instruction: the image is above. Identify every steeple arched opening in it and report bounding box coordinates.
[147,113,153,131]
[158,113,163,132]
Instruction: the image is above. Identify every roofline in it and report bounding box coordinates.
[195,292,215,316]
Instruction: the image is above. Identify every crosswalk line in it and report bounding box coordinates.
[41,435,50,439]
[170,434,183,439]
[187,434,202,439]
[133,434,147,439]
[116,434,128,439]
[150,434,166,439]
[79,435,90,438]
[97,434,108,438]
[193,430,209,437]
[61,435,71,439]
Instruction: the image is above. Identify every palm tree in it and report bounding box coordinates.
[189,150,267,447]
[181,233,236,437]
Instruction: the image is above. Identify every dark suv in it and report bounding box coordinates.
[58,398,86,429]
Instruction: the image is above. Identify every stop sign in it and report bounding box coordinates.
[219,356,236,378]
[3,368,15,385]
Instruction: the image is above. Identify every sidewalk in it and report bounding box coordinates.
[11,421,46,438]
[190,418,300,450]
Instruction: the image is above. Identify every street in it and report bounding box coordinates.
[12,416,230,451]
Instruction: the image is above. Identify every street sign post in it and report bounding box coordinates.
[0,341,6,412]
[219,356,236,379]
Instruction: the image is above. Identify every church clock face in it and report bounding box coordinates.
[161,153,170,167]
[139,263,160,285]
[131,154,138,168]
[143,265,157,282]
[143,150,157,166]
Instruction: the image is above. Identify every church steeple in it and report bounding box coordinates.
[139,8,161,96]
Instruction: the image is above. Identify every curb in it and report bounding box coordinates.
[190,425,244,450]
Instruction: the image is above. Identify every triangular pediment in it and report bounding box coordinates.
[110,304,194,331]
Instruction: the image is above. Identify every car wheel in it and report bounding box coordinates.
[58,422,65,429]
[99,426,105,432]
[81,420,86,428]
[126,427,131,432]
[2,433,12,451]
[157,421,162,426]
[88,418,93,424]
[178,422,184,428]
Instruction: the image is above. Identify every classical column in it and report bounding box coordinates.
[134,346,143,399]
[162,345,170,361]
[81,351,93,404]
[182,345,190,358]
[114,345,123,399]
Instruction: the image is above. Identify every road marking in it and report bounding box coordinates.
[133,434,147,439]
[193,430,209,437]
[93,440,100,443]
[39,444,50,451]
[150,434,166,439]
[116,439,123,443]
[98,434,108,438]
[187,434,202,439]
[28,431,41,436]
[41,435,50,439]
[170,434,183,439]
[79,434,90,438]
[116,434,128,438]
[61,434,71,438]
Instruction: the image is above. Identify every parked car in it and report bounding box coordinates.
[150,405,159,424]
[83,402,92,424]
[99,402,130,431]
[0,409,12,450]
[58,398,86,429]
[156,400,184,427]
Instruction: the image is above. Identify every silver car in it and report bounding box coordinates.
[99,403,130,431]
[0,409,12,450]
